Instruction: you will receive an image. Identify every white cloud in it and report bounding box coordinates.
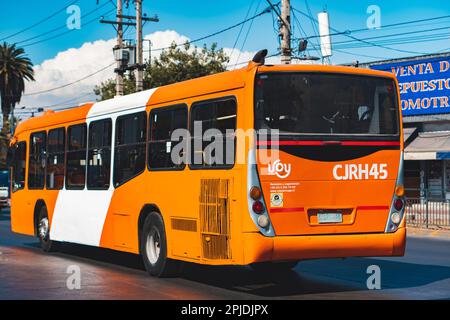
[17,30,282,119]
[18,30,192,114]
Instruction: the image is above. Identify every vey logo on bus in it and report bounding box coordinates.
[267,160,291,179]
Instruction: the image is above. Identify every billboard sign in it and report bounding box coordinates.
[370,55,450,117]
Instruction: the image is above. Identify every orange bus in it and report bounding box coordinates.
[8,54,406,277]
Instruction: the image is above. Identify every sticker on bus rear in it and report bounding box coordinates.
[333,163,388,180]
[270,193,284,207]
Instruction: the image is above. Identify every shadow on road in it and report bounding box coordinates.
[19,239,450,298]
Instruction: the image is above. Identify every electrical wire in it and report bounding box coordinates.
[15,1,112,45]
[227,0,256,68]
[305,14,450,40]
[234,0,263,68]
[21,6,272,96]
[0,0,79,42]
[291,7,432,55]
[146,8,271,53]
[23,62,116,96]
[21,8,116,48]
[331,26,450,46]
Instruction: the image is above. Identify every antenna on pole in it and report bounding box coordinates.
[318,11,333,65]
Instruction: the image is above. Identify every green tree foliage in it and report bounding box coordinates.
[94,43,229,101]
[0,42,34,166]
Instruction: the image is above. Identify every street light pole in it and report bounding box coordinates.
[280,0,292,64]
[136,0,144,91]
[116,0,124,96]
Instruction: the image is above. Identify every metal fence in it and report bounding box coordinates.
[405,198,450,228]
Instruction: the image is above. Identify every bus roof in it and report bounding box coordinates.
[14,64,396,136]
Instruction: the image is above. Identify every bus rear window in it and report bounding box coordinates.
[254,73,399,137]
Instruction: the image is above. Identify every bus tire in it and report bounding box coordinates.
[141,212,180,277]
[37,206,57,252]
[251,261,298,273]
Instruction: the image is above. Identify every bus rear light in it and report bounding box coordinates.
[257,215,269,228]
[394,198,404,211]
[395,185,405,197]
[250,186,262,200]
[252,201,264,214]
[391,212,401,224]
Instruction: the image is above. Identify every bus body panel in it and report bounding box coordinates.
[9,64,405,267]
[257,148,400,236]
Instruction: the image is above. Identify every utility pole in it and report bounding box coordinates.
[135,0,144,91]
[280,0,291,64]
[116,0,124,96]
[101,0,158,96]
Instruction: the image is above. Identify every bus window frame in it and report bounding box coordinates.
[28,130,47,190]
[46,127,66,190]
[12,141,27,193]
[254,72,401,141]
[87,118,113,191]
[65,123,87,191]
[188,96,237,171]
[113,111,148,188]
[148,103,188,172]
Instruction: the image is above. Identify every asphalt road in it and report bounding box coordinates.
[1,208,449,300]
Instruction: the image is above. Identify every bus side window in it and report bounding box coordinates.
[113,111,147,187]
[66,123,87,190]
[148,105,188,170]
[190,97,237,168]
[47,128,65,190]
[28,131,46,189]
[12,141,26,192]
[87,119,112,190]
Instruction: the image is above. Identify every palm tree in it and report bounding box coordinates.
[0,42,34,134]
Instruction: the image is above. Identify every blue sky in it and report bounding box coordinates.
[0,0,449,113]
[1,0,449,65]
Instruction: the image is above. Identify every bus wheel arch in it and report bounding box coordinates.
[34,200,57,252]
[138,204,180,277]
[138,204,162,250]
[33,199,47,237]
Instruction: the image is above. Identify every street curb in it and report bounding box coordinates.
[407,226,450,241]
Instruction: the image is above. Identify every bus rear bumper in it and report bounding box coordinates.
[242,227,406,264]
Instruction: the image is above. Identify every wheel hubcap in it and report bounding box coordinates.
[39,217,49,241]
[146,227,161,265]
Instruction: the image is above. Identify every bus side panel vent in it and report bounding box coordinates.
[171,218,197,232]
[199,178,231,260]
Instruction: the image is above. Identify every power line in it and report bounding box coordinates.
[305,14,450,40]
[234,0,263,68]
[0,0,79,42]
[43,92,96,109]
[15,1,113,45]
[22,8,273,96]
[331,26,450,46]
[146,8,271,53]
[304,0,320,41]
[23,62,115,96]
[21,8,116,48]
[333,48,390,60]
[291,8,321,58]
[291,7,432,55]
[233,51,281,67]
[335,33,450,50]
[227,0,256,68]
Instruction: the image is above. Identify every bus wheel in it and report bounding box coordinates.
[37,206,57,252]
[141,212,180,277]
[251,261,298,273]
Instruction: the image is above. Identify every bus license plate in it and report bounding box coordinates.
[317,212,342,224]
